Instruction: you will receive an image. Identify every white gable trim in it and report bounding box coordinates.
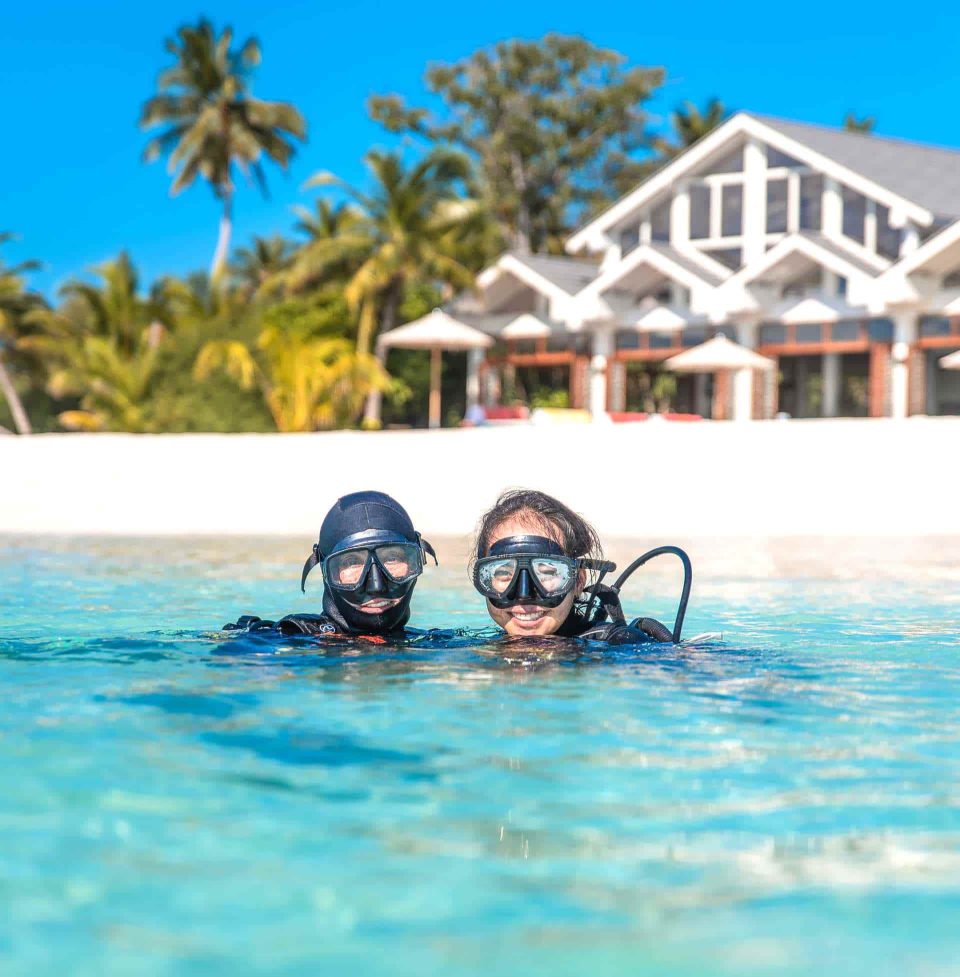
[476,254,573,306]
[579,244,717,299]
[566,113,933,254]
[722,234,878,291]
[883,218,960,278]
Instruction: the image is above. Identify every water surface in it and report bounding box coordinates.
[2,537,959,976]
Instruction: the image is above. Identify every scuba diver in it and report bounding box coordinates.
[471,489,691,645]
[223,490,437,639]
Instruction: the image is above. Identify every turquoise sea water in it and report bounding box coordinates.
[2,537,960,977]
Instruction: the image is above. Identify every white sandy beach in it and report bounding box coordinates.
[1,416,957,540]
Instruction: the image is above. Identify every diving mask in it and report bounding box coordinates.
[473,535,612,609]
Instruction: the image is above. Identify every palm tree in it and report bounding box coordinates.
[0,234,44,434]
[22,253,170,431]
[194,324,390,432]
[655,99,729,163]
[290,149,480,356]
[231,234,294,297]
[140,19,306,280]
[844,113,876,134]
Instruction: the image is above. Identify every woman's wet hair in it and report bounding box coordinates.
[472,489,603,564]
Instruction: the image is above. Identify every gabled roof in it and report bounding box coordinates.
[566,112,950,253]
[726,231,882,288]
[506,251,600,294]
[582,242,726,300]
[647,242,727,287]
[757,116,960,222]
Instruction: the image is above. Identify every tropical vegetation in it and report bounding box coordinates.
[0,20,877,436]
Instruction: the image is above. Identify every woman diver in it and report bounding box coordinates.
[224,490,437,638]
[471,489,690,644]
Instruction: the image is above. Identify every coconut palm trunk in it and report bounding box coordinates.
[362,282,401,428]
[0,355,32,434]
[210,188,234,282]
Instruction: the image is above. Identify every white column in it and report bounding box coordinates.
[600,243,622,273]
[589,327,613,419]
[900,223,920,257]
[822,351,840,417]
[670,183,690,245]
[732,368,754,421]
[742,139,767,263]
[732,320,757,421]
[466,348,484,411]
[823,178,843,239]
[891,311,916,419]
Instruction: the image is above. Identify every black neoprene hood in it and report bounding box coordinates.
[318,491,420,555]
[303,490,432,634]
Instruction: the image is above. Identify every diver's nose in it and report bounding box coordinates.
[366,561,387,594]
[513,568,534,601]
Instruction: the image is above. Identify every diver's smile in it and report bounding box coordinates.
[357,597,402,614]
[504,604,550,629]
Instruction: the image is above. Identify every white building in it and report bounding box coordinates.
[454,112,960,419]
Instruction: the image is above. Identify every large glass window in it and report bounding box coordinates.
[689,185,710,239]
[842,187,867,243]
[650,200,670,242]
[767,147,804,168]
[799,174,823,231]
[766,179,788,233]
[620,225,639,256]
[705,147,744,174]
[875,205,901,259]
[721,184,743,237]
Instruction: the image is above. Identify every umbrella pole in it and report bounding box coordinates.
[429,346,442,429]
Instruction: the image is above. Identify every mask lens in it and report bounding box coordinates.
[477,558,519,595]
[374,543,421,583]
[530,558,574,594]
[327,549,370,588]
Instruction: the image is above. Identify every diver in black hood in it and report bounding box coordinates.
[223,490,437,638]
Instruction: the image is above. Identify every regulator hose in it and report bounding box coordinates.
[612,545,692,643]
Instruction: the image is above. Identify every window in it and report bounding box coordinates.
[868,319,894,342]
[796,324,822,343]
[689,185,710,239]
[832,321,860,342]
[704,147,744,174]
[799,174,822,231]
[875,205,901,260]
[704,248,742,270]
[649,332,675,349]
[766,179,788,233]
[651,200,670,242]
[620,225,640,256]
[759,323,786,345]
[681,327,709,346]
[615,330,641,351]
[767,147,804,168]
[842,187,867,243]
[945,269,960,288]
[721,184,743,236]
[920,316,951,337]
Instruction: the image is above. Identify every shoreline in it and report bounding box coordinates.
[1,416,958,538]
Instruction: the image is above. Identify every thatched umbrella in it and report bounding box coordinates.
[378,309,493,429]
[665,335,775,421]
[939,348,960,370]
[500,313,552,340]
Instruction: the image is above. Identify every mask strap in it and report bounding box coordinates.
[300,543,322,593]
[419,534,439,566]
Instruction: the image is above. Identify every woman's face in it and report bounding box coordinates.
[482,515,583,637]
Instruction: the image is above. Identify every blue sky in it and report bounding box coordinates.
[3,0,957,295]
